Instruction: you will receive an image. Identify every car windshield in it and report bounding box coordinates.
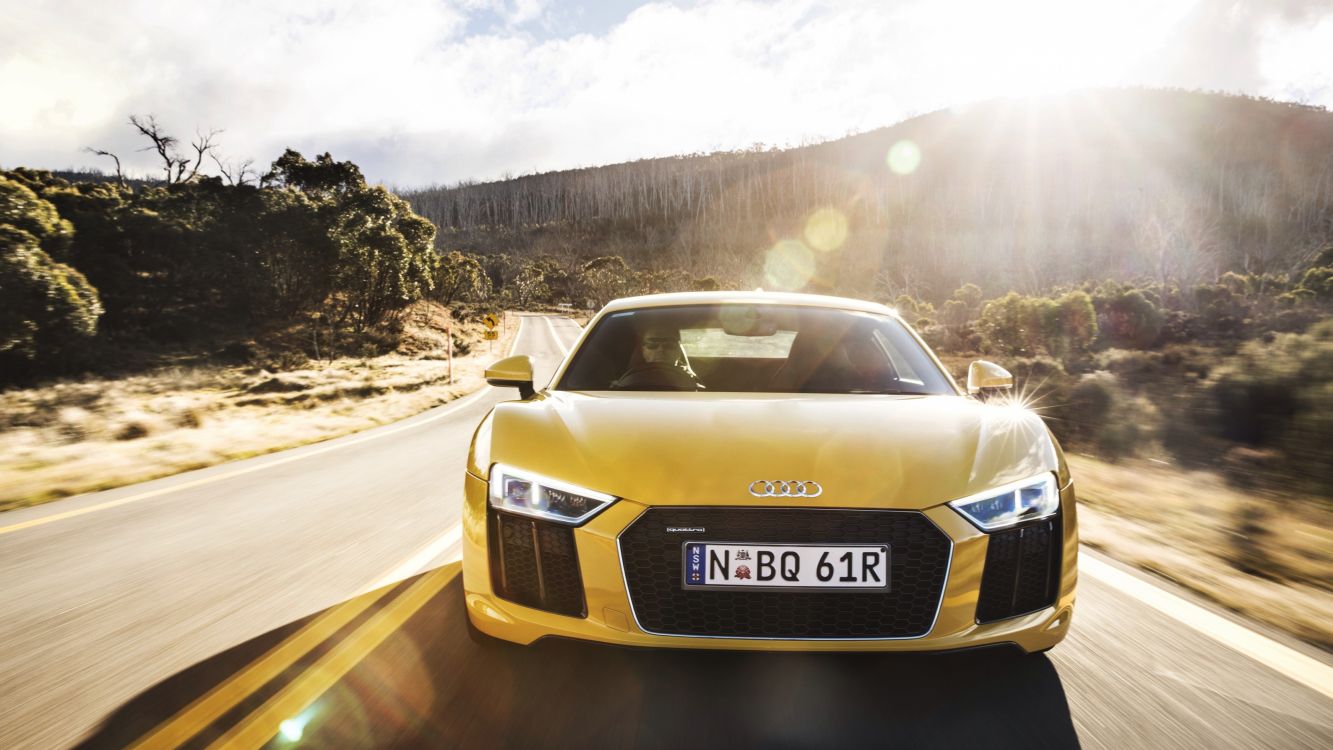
[555,304,956,394]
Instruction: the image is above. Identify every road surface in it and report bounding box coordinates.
[0,314,1329,749]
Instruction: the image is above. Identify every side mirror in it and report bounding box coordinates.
[486,355,536,399]
[967,360,1013,395]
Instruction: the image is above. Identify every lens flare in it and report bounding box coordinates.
[887,140,921,175]
[279,718,305,742]
[763,240,816,291]
[803,208,848,252]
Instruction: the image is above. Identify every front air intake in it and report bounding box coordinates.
[488,509,587,618]
[975,514,1061,623]
[619,507,952,639]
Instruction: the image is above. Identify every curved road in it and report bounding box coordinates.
[0,315,1329,749]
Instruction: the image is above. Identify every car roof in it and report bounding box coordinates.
[600,291,900,317]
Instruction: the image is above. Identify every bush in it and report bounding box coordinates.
[1191,320,1333,494]
[1159,309,1202,343]
[893,294,935,319]
[1297,266,1333,301]
[1065,372,1158,460]
[1192,283,1250,339]
[0,175,73,253]
[977,291,1096,364]
[0,225,102,365]
[978,292,1041,357]
[1219,271,1252,296]
[1096,349,1171,391]
[941,298,969,328]
[1045,291,1098,361]
[1094,287,1162,349]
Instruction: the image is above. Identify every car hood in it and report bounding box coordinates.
[471,391,1063,511]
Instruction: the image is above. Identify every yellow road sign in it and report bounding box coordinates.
[482,329,499,340]
[482,313,499,329]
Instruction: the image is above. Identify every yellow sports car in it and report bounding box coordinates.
[462,291,1077,653]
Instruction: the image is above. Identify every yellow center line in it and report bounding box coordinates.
[128,581,402,750]
[205,564,460,750]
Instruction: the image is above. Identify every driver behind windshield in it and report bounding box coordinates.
[609,325,701,390]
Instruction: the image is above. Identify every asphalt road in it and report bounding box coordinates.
[0,314,1329,749]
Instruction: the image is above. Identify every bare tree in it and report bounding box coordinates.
[128,115,220,184]
[210,153,256,186]
[82,147,126,187]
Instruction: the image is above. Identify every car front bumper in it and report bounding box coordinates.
[461,472,1078,653]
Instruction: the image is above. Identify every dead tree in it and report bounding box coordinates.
[210,153,256,186]
[128,114,220,184]
[82,147,126,187]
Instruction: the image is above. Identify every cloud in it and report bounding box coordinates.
[1135,0,1333,96]
[1,0,1329,186]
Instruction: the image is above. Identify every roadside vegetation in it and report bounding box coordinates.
[0,305,517,511]
[0,117,523,507]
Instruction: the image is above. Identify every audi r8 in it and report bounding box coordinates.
[462,291,1077,653]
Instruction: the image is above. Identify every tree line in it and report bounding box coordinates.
[0,117,463,381]
[403,89,1333,297]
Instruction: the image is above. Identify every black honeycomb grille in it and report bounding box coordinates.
[619,507,951,639]
[975,514,1061,623]
[489,510,586,618]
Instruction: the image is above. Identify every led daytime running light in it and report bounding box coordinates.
[487,463,617,525]
[948,473,1059,532]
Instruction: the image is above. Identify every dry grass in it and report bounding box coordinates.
[0,308,520,512]
[1071,454,1333,649]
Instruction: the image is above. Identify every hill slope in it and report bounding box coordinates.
[403,88,1333,298]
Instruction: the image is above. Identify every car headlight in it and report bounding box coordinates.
[487,463,617,525]
[948,473,1060,532]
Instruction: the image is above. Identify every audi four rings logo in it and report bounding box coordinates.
[748,480,823,498]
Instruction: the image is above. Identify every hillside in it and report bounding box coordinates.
[403,88,1333,299]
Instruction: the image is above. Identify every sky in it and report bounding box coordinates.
[2,0,1331,187]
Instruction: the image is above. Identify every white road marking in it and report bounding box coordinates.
[545,316,571,356]
[362,522,463,594]
[1080,550,1333,701]
[0,318,530,536]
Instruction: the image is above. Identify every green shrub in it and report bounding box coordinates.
[0,225,102,363]
[941,298,969,328]
[0,175,73,254]
[1159,309,1202,343]
[978,292,1041,356]
[1044,291,1098,361]
[1065,372,1157,460]
[951,283,984,317]
[977,291,1096,364]
[893,294,935,319]
[1096,349,1167,391]
[1277,289,1316,308]
[1193,320,1333,494]
[1297,266,1333,301]
[1219,271,1253,296]
[1094,288,1163,349]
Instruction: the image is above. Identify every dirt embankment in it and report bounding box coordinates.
[1071,454,1333,649]
[0,307,521,512]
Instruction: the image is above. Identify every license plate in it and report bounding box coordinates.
[681,542,890,591]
